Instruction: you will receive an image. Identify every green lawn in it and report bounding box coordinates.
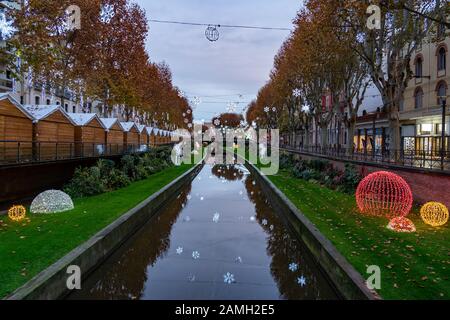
[267,170,449,300]
[0,164,194,298]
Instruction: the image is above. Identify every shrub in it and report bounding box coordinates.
[340,164,362,194]
[64,166,106,198]
[280,153,295,169]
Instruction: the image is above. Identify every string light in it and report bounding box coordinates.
[356,171,413,219]
[8,205,27,222]
[420,202,449,227]
[387,217,416,233]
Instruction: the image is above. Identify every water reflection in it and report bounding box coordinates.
[69,164,338,300]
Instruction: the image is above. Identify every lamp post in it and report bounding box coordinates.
[441,97,447,171]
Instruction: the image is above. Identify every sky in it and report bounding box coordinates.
[134,0,302,122]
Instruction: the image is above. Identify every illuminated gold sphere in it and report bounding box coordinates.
[420,202,449,227]
[8,205,27,222]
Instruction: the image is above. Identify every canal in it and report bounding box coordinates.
[69,163,339,300]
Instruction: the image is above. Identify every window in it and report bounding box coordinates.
[20,96,24,104]
[35,96,40,105]
[65,103,68,112]
[415,87,424,109]
[420,124,432,135]
[438,47,446,71]
[415,57,423,78]
[72,106,76,113]
[437,81,447,105]
[46,99,50,105]
[56,101,60,106]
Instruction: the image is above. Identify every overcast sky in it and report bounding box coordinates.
[134,0,302,122]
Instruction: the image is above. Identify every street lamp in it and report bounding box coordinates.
[440,96,447,170]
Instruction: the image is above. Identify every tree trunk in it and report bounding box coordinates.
[347,120,356,155]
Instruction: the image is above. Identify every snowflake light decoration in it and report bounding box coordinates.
[192,251,200,259]
[0,12,16,40]
[297,275,307,287]
[235,256,243,264]
[187,274,196,282]
[30,190,74,214]
[100,4,115,23]
[213,213,220,223]
[227,102,237,113]
[289,263,299,272]
[191,96,202,106]
[176,247,183,255]
[262,219,268,226]
[292,88,302,98]
[183,216,191,222]
[214,119,221,126]
[264,106,270,113]
[223,272,235,284]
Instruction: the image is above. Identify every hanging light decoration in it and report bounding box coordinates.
[356,171,413,219]
[420,202,449,227]
[205,25,219,42]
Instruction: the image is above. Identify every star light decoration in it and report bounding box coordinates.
[223,272,235,284]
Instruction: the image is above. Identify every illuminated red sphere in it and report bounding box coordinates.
[356,171,413,219]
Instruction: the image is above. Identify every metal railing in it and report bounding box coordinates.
[281,144,450,172]
[0,141,159,165]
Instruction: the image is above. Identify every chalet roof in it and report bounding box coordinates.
[68,113,105,128]
[120,122,138,132]
[145,126,154,135]
[0,93,34,120]
[99,118,120,130]
[23,104,76,124]
[137,124,146,133]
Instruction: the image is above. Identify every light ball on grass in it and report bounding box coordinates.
[387,217,416,233]
[30,190,74,214]
[8,205,27,222]
[356,171,413,219]
[420,202,449,227]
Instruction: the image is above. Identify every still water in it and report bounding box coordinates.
[69,164,338,300]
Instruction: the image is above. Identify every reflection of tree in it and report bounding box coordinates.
[244,175,337,300]
[211,164,243,181]
[70,184,192,300]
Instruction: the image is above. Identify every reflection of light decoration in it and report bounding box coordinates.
[223,272,235,284]
[356,171,413,219]
[420,202,449,227]
[8,205,26,222]
[297,275,307,287]
[387,217,416,233]
[30,190,74,214]
[205,25,219,42]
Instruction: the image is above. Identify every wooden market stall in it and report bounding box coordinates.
[69,113,107,157]
[0,93,34,163]
[23,104,75,160]
[120,122,140,152]
[100,118,124,155]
